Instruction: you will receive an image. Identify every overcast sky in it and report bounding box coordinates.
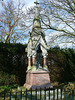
[25,0,36,7]
[0,0,36,7]
[0,0,74,48]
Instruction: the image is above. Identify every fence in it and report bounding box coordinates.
[0,87,75,100]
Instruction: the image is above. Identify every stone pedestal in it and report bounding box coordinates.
[24,71,51,89]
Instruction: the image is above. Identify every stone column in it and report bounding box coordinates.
[32,56,37,71]
[43,56,48,71]
[28,57,31,66]
[32,56,36,66]
[44,56,47,66]
[27,56,31,71]
[32,50,36,71]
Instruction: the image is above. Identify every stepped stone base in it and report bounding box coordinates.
[24,71,51,89]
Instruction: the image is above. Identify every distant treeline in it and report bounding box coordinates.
[48,47,75,83]
[0,42,75,86]
[0,42,27,86]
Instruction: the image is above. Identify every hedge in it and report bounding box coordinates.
[0,42,75,86]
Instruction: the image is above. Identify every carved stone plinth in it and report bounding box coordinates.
[24,71,51,89]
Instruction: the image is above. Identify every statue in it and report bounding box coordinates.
[24,0,51,89]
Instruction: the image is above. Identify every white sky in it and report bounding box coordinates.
[0,0,36,6]
[0,0,36,10]
[25,0,36,7]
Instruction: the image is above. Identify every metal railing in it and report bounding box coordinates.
[0,87,75,100]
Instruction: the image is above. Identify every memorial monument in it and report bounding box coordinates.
[24,0,51,89]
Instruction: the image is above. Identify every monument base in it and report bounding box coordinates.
[24,71,51,89]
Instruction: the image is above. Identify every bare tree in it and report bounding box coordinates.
[19,0,75,47]
[39,0,75,37]
[0,0,28,43]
